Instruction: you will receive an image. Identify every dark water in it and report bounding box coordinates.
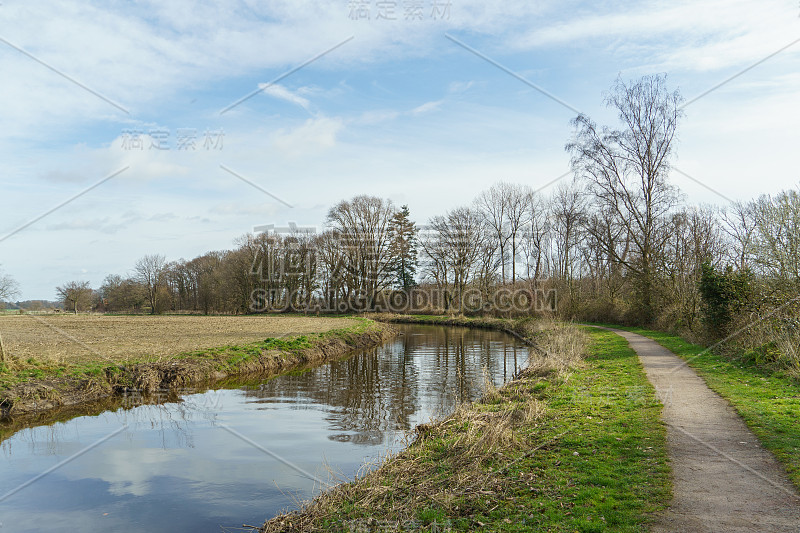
[0,324,528,532]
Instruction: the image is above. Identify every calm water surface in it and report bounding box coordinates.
[0,324,528,532]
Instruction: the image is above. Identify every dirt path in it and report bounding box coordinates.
[595,327,800,532]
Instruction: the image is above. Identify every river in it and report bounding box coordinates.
[0,324,529,532]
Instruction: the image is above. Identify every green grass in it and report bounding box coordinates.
[0,317,382,392]
[510,328,670,532]
[592,324,800,490]
[168,317,378,373]
[271,327,670,532]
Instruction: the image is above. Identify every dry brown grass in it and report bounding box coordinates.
[261,321,587,532]
[264,391,547,532]
[511,318,589,378]
[534,320,589,373]
[733,316,800,377]
[0,314,356,366]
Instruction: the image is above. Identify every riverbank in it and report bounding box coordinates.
[366,314,550,357]
[0,316,395,420]
[262,322,671,532]
[599,325,800,491]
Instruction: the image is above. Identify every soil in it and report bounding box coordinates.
[596,326,800,532]
[0,314,357,364]
[0,319,396,421]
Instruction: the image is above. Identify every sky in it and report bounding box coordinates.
[0,0,798,299]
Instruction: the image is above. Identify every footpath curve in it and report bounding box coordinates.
[591,326,800,532]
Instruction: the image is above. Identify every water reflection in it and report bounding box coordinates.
[246,326,524,448]
[0,324,527,532]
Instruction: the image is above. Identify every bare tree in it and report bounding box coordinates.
[474,225,501,296]
[134,254,167,314]
[567,74,683,323]
[662,206,723,330]
[720,201,758,272]
[98,274,145,312]
[316,230,347,311]
[581,206,629,304]
[56,281,93,314]
[550,183,586,281]
[422,207,485,313]
[186,252,224,314]
[0,270,20,303]
[751,188,800,284]
[520,191,550,282]
[224,239,262,313]
[280,230,318,312]
[419,223,451,309]
[504,184,531,283]
[475,183,512,283]
[327,196,396,309]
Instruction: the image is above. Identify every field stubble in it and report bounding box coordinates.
[0,314,355,366]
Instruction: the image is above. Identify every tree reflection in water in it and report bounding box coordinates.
[240,324,526,448]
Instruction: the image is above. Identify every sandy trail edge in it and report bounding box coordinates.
[590,326,800,533]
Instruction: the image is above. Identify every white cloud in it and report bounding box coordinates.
[354,109,402,125]
[0,0,791,149]
[210,202,283,218]
[411,100,443,115]
[448,81,475,93]
[40,170,89,184]
[512,0,799,73]
[259,83,313,112]
[45,217,126,234]
[271,117,344,155]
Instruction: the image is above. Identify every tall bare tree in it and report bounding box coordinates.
[520,191,550,282]
[504,184,531,283]
[475,183,512,283]
[751,188,800,285]
[720,202,758,272]
[327,196,396,309]
[567,74,683,323]
[134,254,167,314]
[550,183,586,281]
[422,207,485,313]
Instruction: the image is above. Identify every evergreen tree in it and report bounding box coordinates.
[388,205,418,291]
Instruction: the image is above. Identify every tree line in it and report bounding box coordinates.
[33,74,799,369]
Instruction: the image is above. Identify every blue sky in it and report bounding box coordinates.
[1,0,799,299]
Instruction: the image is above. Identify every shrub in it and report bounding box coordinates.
[698,263,754,338]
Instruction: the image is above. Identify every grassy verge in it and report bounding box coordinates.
[0,317,394,419]
[263,325,670,532]
[594,324,800,490]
